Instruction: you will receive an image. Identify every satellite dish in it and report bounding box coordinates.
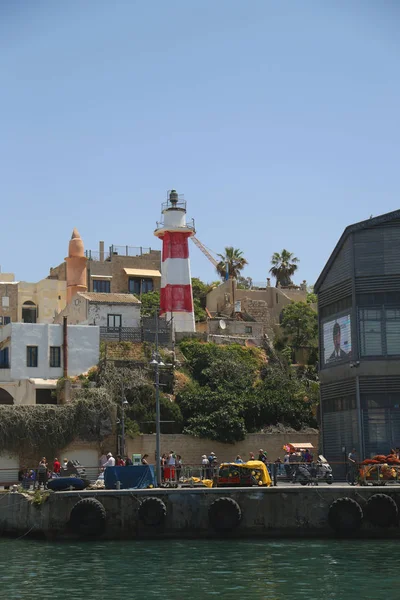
[219,319,226,330]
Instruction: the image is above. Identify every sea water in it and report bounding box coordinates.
[0,537,395,599]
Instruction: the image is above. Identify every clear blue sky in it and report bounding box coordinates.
[1,1,399,286]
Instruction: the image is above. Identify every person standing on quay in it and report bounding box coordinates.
[37,458,48,489]
[201,455,209,479]
[53,458,61,476]
[348,448,358,485]
[103,453,116,468]
[165,451,176,481]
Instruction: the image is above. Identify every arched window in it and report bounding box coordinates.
[0,388,13,404]
[22,301,37,324]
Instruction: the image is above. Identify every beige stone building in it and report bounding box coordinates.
[49,240,162,298]
[206,278,307,340]
[0,272,66,326]
[207,317,264,346]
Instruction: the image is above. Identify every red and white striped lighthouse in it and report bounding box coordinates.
[154,190,196,333]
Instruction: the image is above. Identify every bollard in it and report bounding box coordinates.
[116,481,121,490]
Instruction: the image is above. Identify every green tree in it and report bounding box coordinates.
[202,357,257,392]
[269,249,299,286]
[191,277,216,322]
[140,290,160,316]
[306,286,317,304]
[96,363,183,434]
[179,340,263,384]
[237,276,253,289]
[216,247,248,280]
[280,301,318,349]
[193,298,207,322]
[242,367,317,432]
[184,407,246,444]
[191,277,210,308]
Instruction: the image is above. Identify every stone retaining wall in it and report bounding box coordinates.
[126,432,320,464]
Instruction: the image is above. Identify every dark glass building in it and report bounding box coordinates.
[315,210,400,472]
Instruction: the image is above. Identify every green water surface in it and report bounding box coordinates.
[0,538,396,599]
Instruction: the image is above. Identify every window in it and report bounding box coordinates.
[245,326,253,334]
[359,308,383,356]
[359,306,400,357]
[49,346,61,368]
[27,346,38,367]
[0,347,9,368]
[323,395,357,413]
[386,309,400,355]
[22,301,37,323]
[3,317,10,325]
[128,277,153,295]
[107,314,122,328]
[93,279,111,293]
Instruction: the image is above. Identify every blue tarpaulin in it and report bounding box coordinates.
[104,465,155,490]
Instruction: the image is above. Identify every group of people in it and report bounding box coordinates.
[99,452,134,469]
[160,451,183,482]
[19,457,65,489]
[234,449,269,464]
[282,449,315,479]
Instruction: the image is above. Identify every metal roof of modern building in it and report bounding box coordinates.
[314,208,400,292]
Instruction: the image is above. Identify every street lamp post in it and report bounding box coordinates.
[150,310,164,487]
[155,312,162,487]
[121,382,128,458]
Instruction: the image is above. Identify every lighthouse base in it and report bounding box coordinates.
[166,311,196,333]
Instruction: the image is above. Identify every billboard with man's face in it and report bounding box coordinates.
[323,314,352,365]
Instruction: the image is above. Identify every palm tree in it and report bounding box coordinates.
[269,249,299,287]
[216,247,248,280]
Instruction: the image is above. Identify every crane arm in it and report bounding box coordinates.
[191,236,219,268]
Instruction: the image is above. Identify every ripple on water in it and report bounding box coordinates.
[0,538,398,600]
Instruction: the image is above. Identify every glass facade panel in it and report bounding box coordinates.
[323,409,359,478]
[362,394,400,457]
[386,309,400,355]
[359,308,383,356]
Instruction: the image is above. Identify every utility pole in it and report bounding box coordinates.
[121,381,125,458]
[155,310,161,487]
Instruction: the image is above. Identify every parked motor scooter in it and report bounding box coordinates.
[292,456,333,485]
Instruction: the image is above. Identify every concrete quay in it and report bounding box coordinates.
[1,485,400,540]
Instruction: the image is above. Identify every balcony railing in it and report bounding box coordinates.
[100,320,172,345]
[85,246,152,261]
[100,327,142,342]
[85,250,111,261]
[161,197,186,212]
[155,217,195,231]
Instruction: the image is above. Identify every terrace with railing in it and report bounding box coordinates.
[85,245,153,262]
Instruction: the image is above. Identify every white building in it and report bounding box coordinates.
[54,292,141,329]
[0,322,99,405]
